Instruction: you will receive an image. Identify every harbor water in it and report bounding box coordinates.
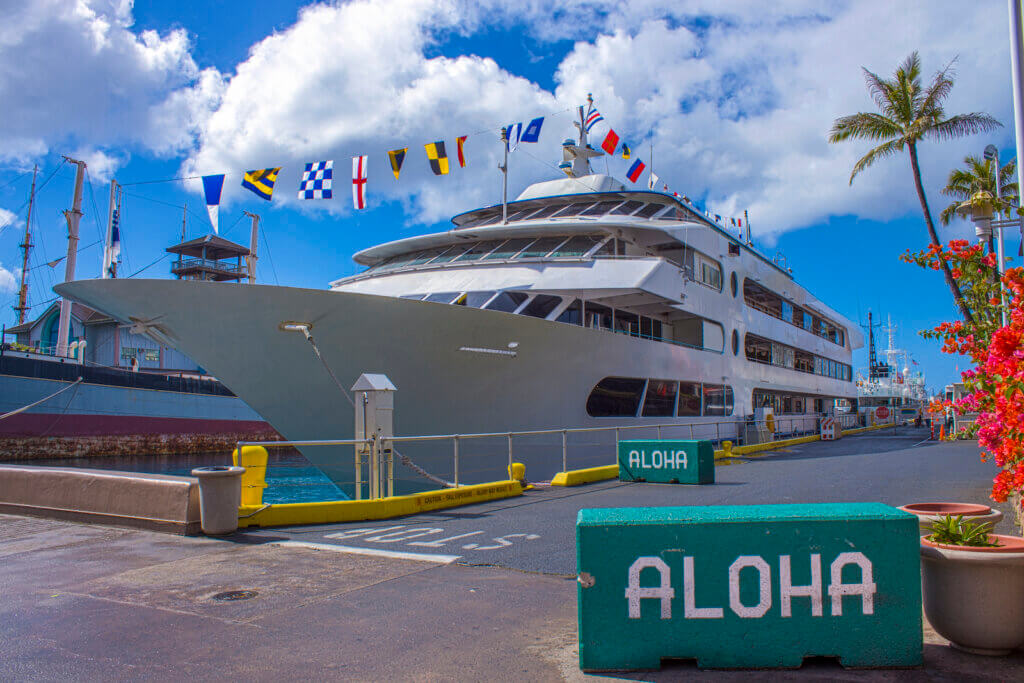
[8,449,346,504]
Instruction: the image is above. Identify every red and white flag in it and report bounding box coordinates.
[352,155,368,209]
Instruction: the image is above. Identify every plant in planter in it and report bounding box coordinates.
[920,515,1024,655]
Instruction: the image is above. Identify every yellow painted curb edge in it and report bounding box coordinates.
[237,479,523,528]
[551,464,619,487]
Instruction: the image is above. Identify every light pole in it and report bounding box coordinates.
[984,144,1009,325]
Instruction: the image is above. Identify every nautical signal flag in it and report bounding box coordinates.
[585,108,603,132]
[626,159,646,183]
[388,148,407,180]
[298,160,333,200]
[520,117,544,143]
[622,144,631,160]
[201,174,225,233]
[425,141,449,176]
[506,122,522,151]
[648,172,660,191]
[601,129,619,155]
[456,136,467,168]
[241,168,280,201]
[352,155,368,209]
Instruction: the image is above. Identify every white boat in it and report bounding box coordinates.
[856,314,928,423]
[56,108,864,491]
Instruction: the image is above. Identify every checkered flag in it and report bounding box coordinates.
[298,160,333,199]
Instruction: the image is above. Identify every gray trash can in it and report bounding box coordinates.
[191,465,245,535]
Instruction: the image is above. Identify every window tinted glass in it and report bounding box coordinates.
[484,238,534,260]
[677,382,701,416]
[642,380,677,417]
[703,384,732,416]
[551,203,591,218]
[521,294,561,319]
[614,311,639,335]
[585,302,612,330]
[525,204,568,219]
[609,200,645,215]
[424,292,458,303]
[407,248,448,266]
[586,377,645,417]
[517,237,568,258]
[580,201,625,217]
[455,291,495,307]
[484,291,528,313]
[504,209,532,221]
[592,239,616,257]
[455,240,504,261]
[550,235,600,257]
[430,244,472,264]
[378,254,416,271]
[634,203,664,218]
[556,299,583,325]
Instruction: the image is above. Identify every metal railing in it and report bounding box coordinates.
[236,412,866,501]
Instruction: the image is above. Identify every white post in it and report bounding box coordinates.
[500,127,509,224]
[1009,0,1024,250]
[56,157,86,358]
[244,211,260,284]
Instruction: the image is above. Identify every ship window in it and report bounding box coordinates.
[642,380,678,417]
[556,299,583,325]
[614,311,639,336]
[814,398,824,413]
[378,255,415,271]
[524,204,568,220]
[454,291,496,308]
[703,384,733,416]
[580,201,625,217]
[634,203,664,218]
[430,244,472,264]
[484,291,528,313]
[677,382,701,416]
[455,240,504,262]
[640,316,653,339]
[425,292,459,304]
[586,377,646,417]
[592,238,616,257]
[609,201,645,215]
[460,210,501,228]
[551,203,591,218]
[794,397,804,413]
[731,272,738,297]
[550,235,600,257]
[516,236,568,259]
[521,294,562,319]
[585,302,613,330]
[504,209,533,222]
[484,238,535,260]
[400,294,427,300]
[407,248,449,266]
[745,334,771,364]
[732,329,739,356]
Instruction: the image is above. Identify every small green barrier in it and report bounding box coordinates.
[576,503,922,671]
[617,440,714,484]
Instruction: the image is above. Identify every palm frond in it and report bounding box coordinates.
[861,68,899,119]
[927,113,1002,141]
[828,112,903,143]
[939,200,960,226]
[849,138,905,184]
[919,64,955,116]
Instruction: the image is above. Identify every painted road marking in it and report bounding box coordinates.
[322,526,541,553]
[269,540,460,564]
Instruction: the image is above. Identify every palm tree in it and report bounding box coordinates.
[939,155,1018,229]
[829,52,1001,324]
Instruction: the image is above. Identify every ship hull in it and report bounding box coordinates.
[57,279,852,492]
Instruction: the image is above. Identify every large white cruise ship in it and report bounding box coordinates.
[57,114,863,491]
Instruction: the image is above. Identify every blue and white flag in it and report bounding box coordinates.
[201,174,225,233]
[298,160,333,200]
[506,122,522,151]
[104,209,120,278]
[585,108,604,132]
[520,117,544,143]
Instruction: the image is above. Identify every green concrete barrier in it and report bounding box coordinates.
[576,503,922,671]
[617,440,714,484]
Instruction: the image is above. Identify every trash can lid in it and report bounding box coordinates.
[191,465,246,477]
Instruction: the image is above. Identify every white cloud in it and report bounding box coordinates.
[0,0,213,162]
[71,147,124,184]
[0,261,17,294]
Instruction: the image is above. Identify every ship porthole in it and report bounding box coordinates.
[732,329,740,355]
[730,271,738,297]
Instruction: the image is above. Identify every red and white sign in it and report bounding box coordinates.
[875,406,890,420]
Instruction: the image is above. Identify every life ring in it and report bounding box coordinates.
[766,413,776,433]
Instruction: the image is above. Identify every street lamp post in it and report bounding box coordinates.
[984,144,1009,326]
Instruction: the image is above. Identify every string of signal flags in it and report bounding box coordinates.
[191,98,748,234]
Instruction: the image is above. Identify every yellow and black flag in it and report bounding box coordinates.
[241,168,281,200]
[621,144,631,160]
[424,141,449,176]
[388,148,407,180]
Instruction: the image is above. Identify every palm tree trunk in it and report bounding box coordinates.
[908,142,974,324]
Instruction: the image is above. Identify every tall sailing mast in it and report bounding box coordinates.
[13,165,38,324]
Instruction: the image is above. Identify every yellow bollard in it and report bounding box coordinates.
[232,445,269,506]
[508,462,526,484]
[721,441,733,458]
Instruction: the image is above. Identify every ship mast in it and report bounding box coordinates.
[55,156,86,358]
[244,211,260,284]
[13,165,37,325]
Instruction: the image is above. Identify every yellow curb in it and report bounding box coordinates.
[236,479,523,528]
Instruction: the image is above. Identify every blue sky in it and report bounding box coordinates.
[0,0,1018,392]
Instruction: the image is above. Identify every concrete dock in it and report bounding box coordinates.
[3,427,1024,679]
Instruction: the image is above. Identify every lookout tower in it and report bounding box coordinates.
[167,234,249,282]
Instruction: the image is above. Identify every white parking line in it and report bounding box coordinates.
[269,540,461,564]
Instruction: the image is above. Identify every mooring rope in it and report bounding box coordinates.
[296,327,455,488]
[0,377,84,421]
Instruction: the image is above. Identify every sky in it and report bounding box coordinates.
[0,0,1019,392]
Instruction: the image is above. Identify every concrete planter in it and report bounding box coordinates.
[920,535,1024,655]
[900,502,1003,534]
